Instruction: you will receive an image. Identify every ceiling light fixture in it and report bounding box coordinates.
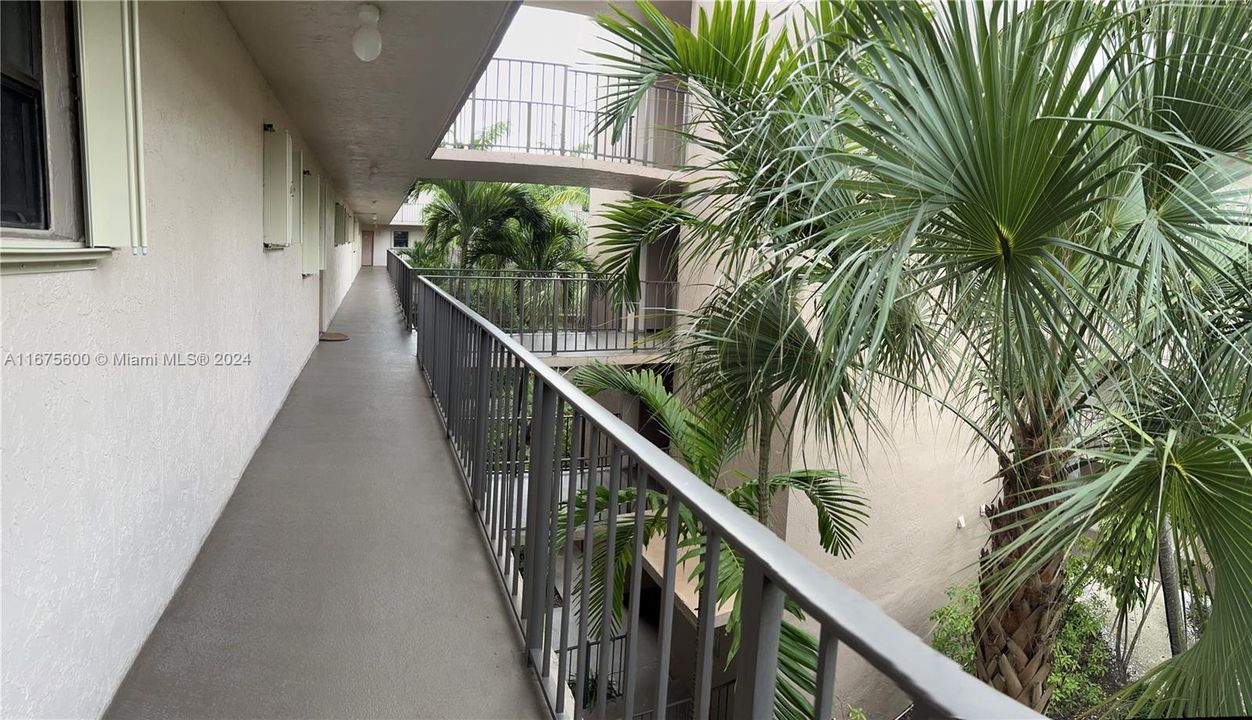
[352,4,381,63]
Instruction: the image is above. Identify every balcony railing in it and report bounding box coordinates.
[441,58,685,168]
[387,263,1042,720]
[389,252,675,355]
[386,249,417,329]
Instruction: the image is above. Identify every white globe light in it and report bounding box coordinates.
[352,4,381,62]
[353,26,381,62]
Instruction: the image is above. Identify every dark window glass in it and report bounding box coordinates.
[1,1,39,80]
[393,230,409,247]
[1,0,47,230]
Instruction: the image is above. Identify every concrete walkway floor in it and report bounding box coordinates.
[106,268,548,719]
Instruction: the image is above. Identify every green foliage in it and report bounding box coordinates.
[443,119,509,150]
[414,122,593,273]
[930,567,1113,719]
[1050,593,1112,719]
[928,584,979,673]
[593,197,694,302]
[411,178,593,273]
[595,1,1252,714]
[568,361,868,720]
[415,179,543,269]
[526,183,589,213]
[396,237,448,268]
[465,211,596,274]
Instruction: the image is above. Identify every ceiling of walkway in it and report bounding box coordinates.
[223,1,519,223]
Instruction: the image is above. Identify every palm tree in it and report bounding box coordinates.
[528,184,591,215]
[568,360,867,720]
[465,211,597,274]
[591,0,1252,715]
[396,234,449,268]
[416,179,543,269]
[457,208,597,334]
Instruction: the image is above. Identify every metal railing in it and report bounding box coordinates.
[386,250,417,330]
[391,266,1040,720]
[633,682,734,720]
[566,635,626,709]
[411,263,676,355]
[442,58,685,168]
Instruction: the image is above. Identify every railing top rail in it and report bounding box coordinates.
[389,247,416,269]
[486,56,582,72]
[485,56,621,78]
[417,272,676,286]
[390,254,678,291]
[415,272,1039,720]
[415,267,600,278]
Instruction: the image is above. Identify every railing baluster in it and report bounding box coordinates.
[655,492,680,717]
[550,276,559,356]
[556,411,582,716]
[465,318,475,467]
[492,347,507,560]
[523,378,554,666]
[732,556,784,720]
[621,463,647,720]
[694,529,721,720]
[494,343,510,560]
[573,426,600,719]
[490,338,505,558]
[813,625,839,720]
[596,445,621,713]
[450,312,462,448]
[542,397,567,686]
[510,356,528,596]
[472,328,490,510]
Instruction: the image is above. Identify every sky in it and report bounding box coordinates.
[492,6,618,70]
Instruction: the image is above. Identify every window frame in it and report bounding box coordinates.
[0,0,143,275]
[1,0,85,250]
[1,0,49,231]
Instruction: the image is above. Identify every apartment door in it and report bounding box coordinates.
[362,230,374,266]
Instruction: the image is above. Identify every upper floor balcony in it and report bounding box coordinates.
[442,58,685,169]
[425,58,686,193]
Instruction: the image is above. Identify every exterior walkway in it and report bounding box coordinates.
[106,268,548,719]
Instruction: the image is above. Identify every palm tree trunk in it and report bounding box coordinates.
[459,221,470,270]
[973,433,1066,713]
[756,402,772,528]
[1158,520,1188,655]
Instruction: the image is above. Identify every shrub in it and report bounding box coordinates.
[929,580,1113,719]
[1049,592,1111,718]
[928,584,978,673]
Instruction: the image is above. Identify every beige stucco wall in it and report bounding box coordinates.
[587,187,630,258]
[786,404,998,718]
[0,3,359,717]
[369,225,425,267]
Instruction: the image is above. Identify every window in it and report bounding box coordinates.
[334,203,346,245]
[2,0,144,274]
[1,1,48,229]
[262,125,293,247]
[392,230,409,248]
[301,169,322,274]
